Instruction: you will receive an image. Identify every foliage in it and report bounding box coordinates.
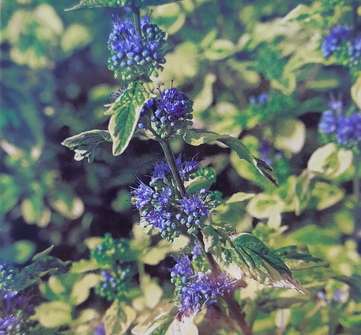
[1,0,361,334]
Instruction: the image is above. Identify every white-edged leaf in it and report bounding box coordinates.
[108,83,145,156]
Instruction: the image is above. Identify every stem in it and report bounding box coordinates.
[158,138,252,335]
[132,6,142,39]
[158,139,187,197]
[224,294,253,335]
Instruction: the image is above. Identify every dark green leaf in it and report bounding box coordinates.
[0,174,20,215]
[233,233,305,292]
[274,245,323,263]
[184,129,277,185]
[108,82,146,156]
[335,275,361,302]
[10,249,69,292]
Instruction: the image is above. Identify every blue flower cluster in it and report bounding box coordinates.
[249,92,268,106]
[319,101,361,147]
[108,15,167,82]
[0,289,31,335]
[138,88,193,139]
[96,267,134,301]
[0,263,18,299]
[0,315,19,335]
[322,25,361,70]
[91,234,136,266]
[132,158,219,240]
[94,323,106,335]
[170,256,235,316]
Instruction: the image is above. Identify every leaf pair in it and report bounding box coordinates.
[62,82,146,160]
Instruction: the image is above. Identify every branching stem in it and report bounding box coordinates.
[158,137,252,335]
[158,139,187,197]
[131,6,142,39]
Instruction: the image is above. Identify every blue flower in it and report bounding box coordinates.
[336,113,361,146]
[170,256,193,280]
[321,25,351,58]
[151,160,171,180]
[319,99,361,147]
[177,272,236,316]
[158,88,193,121]
[132,159,217,239]
[94,323,106,335]
[328,99,343,112]
[0,315,19,334]
[319,110,338,134]
[132,182,153,209]
[178,193,209,229]
[250,92,268,105]
[145,209,174,232]
[151,157,198,182]
[191,242,203,259]
[96,267,133,301]
[177,156,198,179]
[348,36,361,67]
[155,187,172,206]
[108,15,167,82]
[259,141,273,166]
[139,88,193,138]
[0,263,18,298]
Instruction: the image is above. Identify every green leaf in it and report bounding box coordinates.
[103,301,136,335]
[184,129,277,185]
[232,233,305,292]
[62,129,111,162]
[70,259,100,273]
[247,193,283,219]
[108,82,145,156]
[140,274,163,309]
[185,176,214,193]
[49,187,84,220]
[274,245,326,270]
[226,192,255,204]
[21,197,51,227]
[11,255,69,292]
[351,76,361,109]
[274,119,306,154]
[0,240,35,264]
[33,301,72,328]
[132,303,175,335]
[203,39,237,61]
[70,273,101,305]
[61,24,91,53]
[193,73,216,114]
[310,181,344,210]
[307,143,353,178]
[0,174,20,215]
[336,275,361,302]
